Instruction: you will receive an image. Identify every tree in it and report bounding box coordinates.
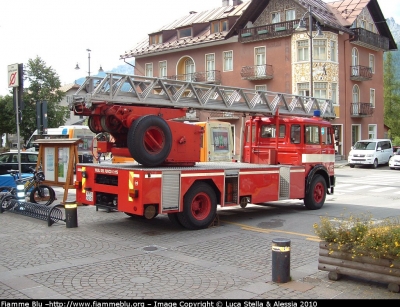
[0,94,18,147]
[383,51,400,145]
[17,56,69,141]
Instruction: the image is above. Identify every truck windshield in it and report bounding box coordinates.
[354,142,376,150]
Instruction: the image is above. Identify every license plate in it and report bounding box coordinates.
[86,191,93,201]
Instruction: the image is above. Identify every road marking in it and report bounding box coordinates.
[347,185,374,190]
[372,187,397,192]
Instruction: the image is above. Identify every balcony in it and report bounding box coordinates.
[350,102,374,117]
[350,28,390,51]
[350,65,372,81]
[167,70,221,84]
[241,64,274,80]
[238,20,301,43]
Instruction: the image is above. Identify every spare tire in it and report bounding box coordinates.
[127,115,172,167]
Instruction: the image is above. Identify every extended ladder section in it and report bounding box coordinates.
[67,73,336,119]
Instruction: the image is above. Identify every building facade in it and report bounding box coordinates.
[120,0,397,160]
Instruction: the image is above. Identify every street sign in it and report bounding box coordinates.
[8,63,19,87]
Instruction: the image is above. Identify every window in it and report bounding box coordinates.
[255,85,267,92]
[285,9,295,21]
[206,53,215,81]
[178,27,192,38]
[313,40,326,61]
[159,61,167,78]
[261,124,285,138]
[321,126,333,145]
[360,20,366,29]
[150,34,162,45]
[368,125,377,139]
[331,83,338,105]
[368,23,374,32]
[145,63,153,77]
[369,54,375,73]
[184,58,195,81]
[211,20,228,33]
[271,12,280,23]
[255,47,266,76]
[305,126,320,145]
[223,51,233,71]
[297,40,309,61]
[314,82,327,99]
[330,41,336,62]
[291,125,301,144]
[352,85,360,114]
[298,82,310,97]
[370,88,375,108]
[352,48,359,76]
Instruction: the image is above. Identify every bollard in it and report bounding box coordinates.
[64,200,78,228]
[272,238,291,283]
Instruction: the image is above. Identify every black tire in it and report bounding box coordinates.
[30,185,56,206]
[177,182,217,230]
[1,194,18,211]
[372,159,378,169]
[304,175,326,210]
[168,213,184,228]
[88,115,102,133]
[127,115,172,167]
[349,164,355,168]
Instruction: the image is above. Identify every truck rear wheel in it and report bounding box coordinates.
[304,175,326,210]
[178,182,217,230]
[128,115,172,167]
[168,213,184,228]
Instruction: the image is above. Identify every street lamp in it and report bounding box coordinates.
[295,5,323,97]
[75,48,92,76]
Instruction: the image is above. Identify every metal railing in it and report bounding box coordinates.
[350,65,373,81]
[167,70,221,84]
[241,64,274,80]
[350,102,374,117]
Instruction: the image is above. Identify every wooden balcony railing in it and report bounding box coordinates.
[350,28,390,51]
[350,102,374,117]
[238,20,303,43]
[167,70,221,84]
[350,65,372,81]
[240,64,274,80]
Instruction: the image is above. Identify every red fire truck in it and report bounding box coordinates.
[68,74,336,230]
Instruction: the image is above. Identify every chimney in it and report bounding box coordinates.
[222,0,229,6]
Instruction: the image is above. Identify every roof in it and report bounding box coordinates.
[59,83,80,93]
[121,0,397,59]
[327,0,397,50]
[120,1,250,59]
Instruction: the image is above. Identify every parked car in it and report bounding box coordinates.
[389,147,400,170]
[0,151,39,175]
[348,139,393,168]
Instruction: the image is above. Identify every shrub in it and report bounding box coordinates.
[313,214,400,262]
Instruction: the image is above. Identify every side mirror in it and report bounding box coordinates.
[377,147,382,151]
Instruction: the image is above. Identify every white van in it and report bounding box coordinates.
[348,139,393,168]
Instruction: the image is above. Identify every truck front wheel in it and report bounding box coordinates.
[304,175,326,210]
[178,182,217,230]
[128,115,172,167]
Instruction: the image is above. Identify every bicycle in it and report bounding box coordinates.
[0,166,56,208]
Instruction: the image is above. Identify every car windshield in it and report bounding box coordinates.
[353,141,376,150]
[0,154,9,163]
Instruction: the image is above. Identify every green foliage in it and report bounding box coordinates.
[5,56,70,142]
[314,214,400,262]
[384,51,400,142]
[0,95,17,137]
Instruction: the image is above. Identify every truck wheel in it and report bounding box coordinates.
[304,175,326,210]
[178,182,217,230]
[128,115,172,167]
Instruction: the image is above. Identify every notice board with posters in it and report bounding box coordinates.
[33,138,83,204]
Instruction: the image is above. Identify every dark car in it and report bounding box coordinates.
[0,151,39,175]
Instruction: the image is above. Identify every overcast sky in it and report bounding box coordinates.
[1,0,399,97]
